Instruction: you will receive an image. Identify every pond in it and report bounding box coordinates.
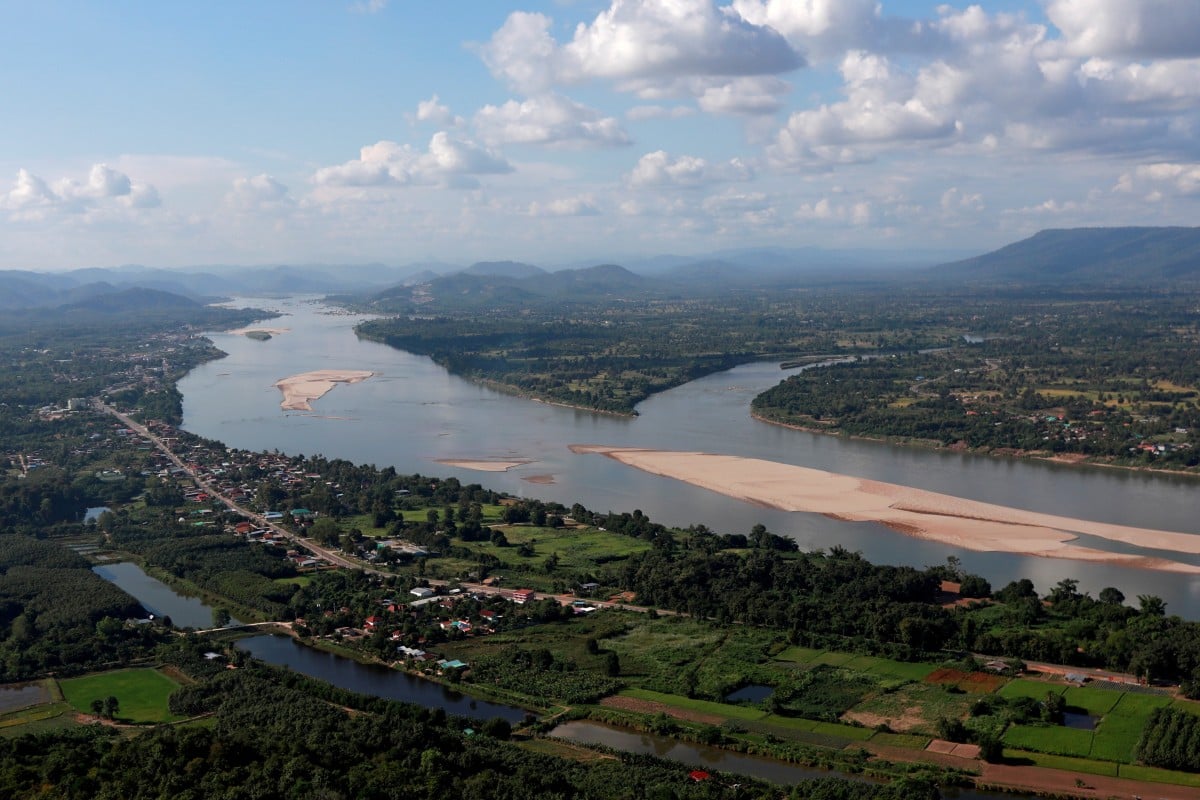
[0,683,51,714]
[236,634,527,724]
[1062,711,1099,730]
[83,506,110,524]
[724,684,774,703]
[92,561,236,629]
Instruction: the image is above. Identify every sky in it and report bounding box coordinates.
[1,0,1199,270]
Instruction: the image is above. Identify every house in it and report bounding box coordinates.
[511,588,535,605]
[363,616,383,630]
[410,587,435,599]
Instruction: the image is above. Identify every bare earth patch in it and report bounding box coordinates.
[435,458,533,473]
[570,445,1200,573]
[599,695,725,725]
[843,707,927,733]
[274,370,374,411]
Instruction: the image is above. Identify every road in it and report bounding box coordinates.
[95,399,670,615]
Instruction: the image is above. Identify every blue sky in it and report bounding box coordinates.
[2,0,1198,269]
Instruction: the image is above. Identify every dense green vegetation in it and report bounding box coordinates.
[1135,707,1200,771]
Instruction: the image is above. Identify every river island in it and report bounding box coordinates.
[274,369,375,411]
[571,445,1200,573]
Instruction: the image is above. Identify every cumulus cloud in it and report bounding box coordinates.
[528,194,601,216]
[415,94,464,127]
[1116,162,1200,197]
[627,150,754,188]
[226,174,290,210]
[769,51,959,166]
[474,94,631,148]
[2,164,158,219]
[695,76,790,115]
[730,0,881,61]
[1046,0,1200,58]
[313,133,512,190]
[625,104,695,121]
[795,197,874,225]
[479,0,802,98]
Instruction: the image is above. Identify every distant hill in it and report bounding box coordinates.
[461,261,546,280]
[535,264,650,296]
[934,227,1200,284]
[60,287,202,313]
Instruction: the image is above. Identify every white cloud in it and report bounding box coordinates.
[2,164,159,220]
[480,0,802,97]
[226,174,290,210]
[625,104,695,121]
[695,76,790,115]
[313,133,512,190]
[1046,0,1200,58]
[415,94,464,127]
[528,194,601,216]
[1116,162,1200,197]
[474,94,631,148]
[730,0,881,61]
[627,150,754,187]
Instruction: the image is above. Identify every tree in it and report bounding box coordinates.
[1099,587,1125,605]
[103,695,120,720]
[1138,594,1167,617]
[212,607,232,628]
[90,698,104,718]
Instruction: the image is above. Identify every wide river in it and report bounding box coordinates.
[180,297,1200,617]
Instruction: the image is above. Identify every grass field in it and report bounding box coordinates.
[870,731,932,749]
[774,646,822,664]
[1063,685,1123,715]
[996,679,1065,701]
[1002,749,1119,777]
[843,681,973,736]
[59,668,184,724]
[1117,763,1200,788]
[1002,724,1094,758]
[618,689,767,721]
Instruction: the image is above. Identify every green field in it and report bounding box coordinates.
[1117,763,1200,787]
[774,646,822,664]
[1002,749,1119,777]
[996,679,1065,701]
[1063,685,1122,715]
[618,688,767,721]
[59,668,184,724]
[1002,724,1094,758]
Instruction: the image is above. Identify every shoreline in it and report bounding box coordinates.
[273,369,375,412]
[434,458,533,473]
[570,445,1200,573]
[751,412,1200,481]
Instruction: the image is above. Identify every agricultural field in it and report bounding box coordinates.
[59,667,185,724]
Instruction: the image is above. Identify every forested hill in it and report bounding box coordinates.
[933,227,1200,285]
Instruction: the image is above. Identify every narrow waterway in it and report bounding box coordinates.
[180,297,1200,615]
[550,720,1036,799]
[92,561,237,629]
[236,633,527,723]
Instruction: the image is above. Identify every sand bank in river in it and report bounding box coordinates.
[228,326,291,336]
[274,370,374,411]
[435,459,533,472]
[570,445,1200,573]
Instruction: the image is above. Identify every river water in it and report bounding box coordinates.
[92,561,234,629]
[179,297,1200,616]
[236,634,527,723]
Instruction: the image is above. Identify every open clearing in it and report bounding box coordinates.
[59,667,184,724]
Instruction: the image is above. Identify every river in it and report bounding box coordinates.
[93,561,235,629]
[549,721,1033,799]
[179,297,1200,616]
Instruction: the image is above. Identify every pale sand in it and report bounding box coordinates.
[274,370,374,411]
[435,459,532,473]
[228,326,291,336]
[570,445,1200,573]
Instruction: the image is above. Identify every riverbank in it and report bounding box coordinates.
[273,369,375,411]
[752,412,1200,480]
[571,445,1200,573]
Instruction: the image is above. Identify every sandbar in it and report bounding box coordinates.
[570,445,1200,573]
[274,370,374,411]
[228,326,291,336]
[435,458,533,473]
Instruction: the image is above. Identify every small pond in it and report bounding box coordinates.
[724,684,774,703]
[1062,711,1099,730]
[83,506,111,523]
[0,683,51,714]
